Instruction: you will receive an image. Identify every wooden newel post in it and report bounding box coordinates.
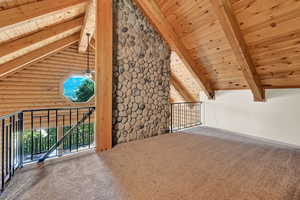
[95,0,113,152]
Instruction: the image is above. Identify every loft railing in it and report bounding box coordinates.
[0,111,23,192]
[0,102,201,192]
[0,106,95,193]
[170,102,202,132]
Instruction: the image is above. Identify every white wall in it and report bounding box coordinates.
[200,89,300,147]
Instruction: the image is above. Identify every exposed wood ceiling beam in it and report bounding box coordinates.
[171,73,197,102]
[0,33,80,79]
[0,17,83,60]
[79,0,96,53]
[0,0,87,29]
[210,0,265,101]
[134,0,215,99]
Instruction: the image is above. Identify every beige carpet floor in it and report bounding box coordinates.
[2,127,300,200]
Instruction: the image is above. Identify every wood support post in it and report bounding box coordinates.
[95,0,113,152]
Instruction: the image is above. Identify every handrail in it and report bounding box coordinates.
[171,101,202,105]
[22,106,95,113]
[0,106,95,120]
[0,110,22,121]
[37,107,95,164]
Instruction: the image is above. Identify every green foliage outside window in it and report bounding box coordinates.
[74,79,95,102]
[23,123,95,161]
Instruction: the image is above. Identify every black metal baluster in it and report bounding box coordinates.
[14,118,18,170]
[185,104,187,129]
[55,110,58,156]
[186,104,192,127]
[1,119,5,191]
[82,113,85,147]
[179,104,181,130]
[12,116,15,175]
[196,103,198,125]
[183,104,185,129]
[188,104,190,127]
[177,104,179,130]
[193,104,195,125]
[69,109,72,152]
[195,104,198,125]
[19,112,23,167]
[195,104,197,125]
[190,103,192,126]
[9,116,13,178]
[30,112,34,161]
[76,108,79,152]
[63,115,65,151]
[175,105,178,131]
[199,103,201,125]
[175,104,177,131]
[180,104,182,130]
[47,110,50,151]
[188,104,190,126]
[182,104,183,129]
[191,104,193,126]
[178,105,179,130]
[5,125,8,179]
[170,104,173,133]
[185,104,187,128]
[39,116,42,154]
[178,105,180,129]
[187,104,190,127]
[88,108,91,148]
[16,116,20,167]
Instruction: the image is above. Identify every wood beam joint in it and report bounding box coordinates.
[79,0,96,53]
[171,73,197,102]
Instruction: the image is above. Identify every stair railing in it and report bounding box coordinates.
[37,107,95,164]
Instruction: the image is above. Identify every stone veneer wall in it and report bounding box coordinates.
[112,0,171,145]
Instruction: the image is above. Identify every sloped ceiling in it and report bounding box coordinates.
[0,0,300,103]
[154,0,300,90]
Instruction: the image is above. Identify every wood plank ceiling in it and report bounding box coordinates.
[0,0,87,75]
[231,0,300,89]
[154,0,249,92]
[153,0,300,100]
[0,0,299,102]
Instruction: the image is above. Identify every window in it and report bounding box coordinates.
[63,75,95,103]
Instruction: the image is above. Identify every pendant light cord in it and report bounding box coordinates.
[87,33,91,74]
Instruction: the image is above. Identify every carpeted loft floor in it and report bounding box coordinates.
[2,127,300,200]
